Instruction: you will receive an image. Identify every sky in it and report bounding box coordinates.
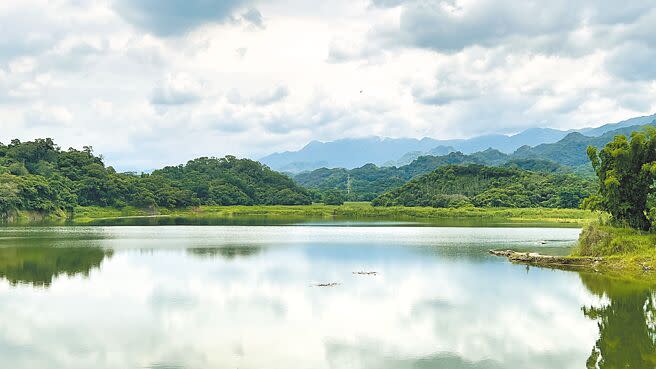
[1,0,656,171]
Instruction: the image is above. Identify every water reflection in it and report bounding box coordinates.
[0,246,112,287]
[0,226,652,369]
[580,273,656,368]
[82,215,582,228]
[186,246,262,259]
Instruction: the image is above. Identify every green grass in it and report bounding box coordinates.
[575,223,656,257]
[1,209,68,224]
[572,222,656,277]
[68,202,599,225]
[71,206,161,223]
[481,221,656,283]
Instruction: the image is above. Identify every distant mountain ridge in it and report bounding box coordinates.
[292,122,655,200]
[513,123,656,166]
[261,137,441,173]
[261,113,656,172]
[579,114,656,136]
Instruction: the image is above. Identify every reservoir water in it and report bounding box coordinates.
[0,225,653,368]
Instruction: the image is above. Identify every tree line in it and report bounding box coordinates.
[585,127,656,231]
[4,128,652,221]
[372,164,595,209]
[0,138,312,218]
[293,150,584,202]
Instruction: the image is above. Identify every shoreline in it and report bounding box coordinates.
[65,203,599,226]
[489,248,656,284]
[1,204,599,227]
[489,249,603,267]
[488,250,604,269]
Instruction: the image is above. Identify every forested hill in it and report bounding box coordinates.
[293,149,512,201]
[513,123,655,166]
[262,114,656,172]
[372,164,595,209]
[292,149,572,201]
[151,157,311,206]
[261,129,568,172]
[0,138,311,217]
[293,123,655,200]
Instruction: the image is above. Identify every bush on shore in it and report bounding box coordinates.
[575,222,656,257]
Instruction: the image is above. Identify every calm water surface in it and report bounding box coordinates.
[0,225,654,369]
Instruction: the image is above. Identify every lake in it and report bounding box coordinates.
[0,225,654,368]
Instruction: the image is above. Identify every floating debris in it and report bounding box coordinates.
[352,271,377,276]
[314,282,340,287]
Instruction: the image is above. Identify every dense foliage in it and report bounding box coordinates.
[585,128,656,231]
[151,157,312,206]
[0,138,311,218]
[295,125,656,203]
[293,149,514,201]
[580,272,656,368]
[372,164,595,208]
[514,124,655,167]
[502,158,566,173]
[293,149,578,201]
[0,246,112,287]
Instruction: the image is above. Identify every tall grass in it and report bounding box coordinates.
[70,202,599,224]
[575,222,656,257]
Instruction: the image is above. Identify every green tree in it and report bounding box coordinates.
[322,190,346,205]
[372,164,593,209]
[0,175,21,217]
[0,246,113,287]
[586,128,656,230]
[8,162,28,176]
[580,273,656,368]
[0,138,313,215]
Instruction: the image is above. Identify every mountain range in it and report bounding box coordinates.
[292,122,655,201]
[261,113,656,172]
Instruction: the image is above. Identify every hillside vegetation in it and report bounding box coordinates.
[295,151,575,201]
[490,126,656,277]
[0,138,311,219]
[294,149,519,201]
[372,164,595,208]
[263,114,656,172]
[514,123,656,167]
[70,203,596,227]
[295,123,655,200]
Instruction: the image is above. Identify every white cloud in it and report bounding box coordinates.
[0,0,655,170]
[9,57,37,74]
[250,85,290,106]
[240,8,265,30]
[112,0,253,36]
[22,104,73,127]
[150,72,204,105]
[605,42,656,82]
[369,0,655,55]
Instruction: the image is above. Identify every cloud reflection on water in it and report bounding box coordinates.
[0,226,614,369]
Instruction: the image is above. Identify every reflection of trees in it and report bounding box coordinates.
[580,273,656,368]
[88,216,310,226]
[0,247,112,287]
[186,246,262,260]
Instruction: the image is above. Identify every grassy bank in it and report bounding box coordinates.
[65,203,599,225]
[1,209,69,224]
[72,206,163,223]
[573,222,656,275]
[492,221,656,282]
